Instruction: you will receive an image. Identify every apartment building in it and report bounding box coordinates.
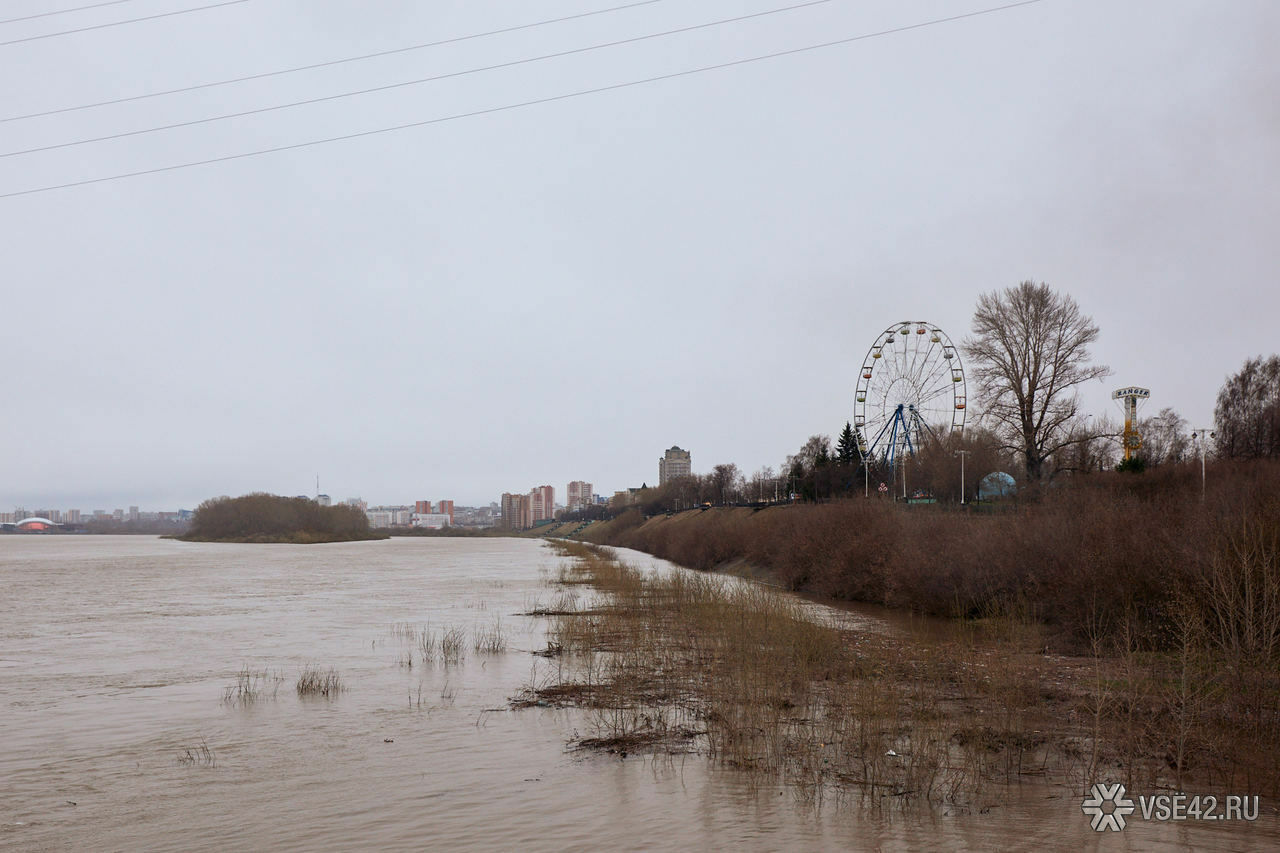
[659,446,692,485]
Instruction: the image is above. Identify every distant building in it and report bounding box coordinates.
[530,486,554,524]
[315,494,332,507]
[501,493,531,530]
[610,486,647,508]
[412,512,452,529]
[128,506,139,522]
[366,510,394,528]
[65,509,81,523]
[436,500,454,523]
[566,481,593,512]
[345,498,366,510]
[659,446,692,485]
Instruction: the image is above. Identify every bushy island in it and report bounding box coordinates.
[177,493,388,544]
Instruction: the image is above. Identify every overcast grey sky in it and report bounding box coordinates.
[2,0,1276,510]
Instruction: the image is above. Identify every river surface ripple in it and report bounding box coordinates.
[1,536,1274,851]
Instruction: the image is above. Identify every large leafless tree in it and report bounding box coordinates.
[1214,355,1280,459]
[963,281,1111,480]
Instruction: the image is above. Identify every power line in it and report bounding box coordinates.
[0,0,251,47]
[1,0,139,26]
[2,0,836,158]
[1,0,666,124]
[1,0,1048,201]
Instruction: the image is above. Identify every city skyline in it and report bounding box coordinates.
[3,1,1276,509]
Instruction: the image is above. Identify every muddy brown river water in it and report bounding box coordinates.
[1,536,1274,851]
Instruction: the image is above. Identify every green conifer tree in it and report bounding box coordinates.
[836,421,858,467]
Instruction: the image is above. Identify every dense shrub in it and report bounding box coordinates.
[588,461,1280,652]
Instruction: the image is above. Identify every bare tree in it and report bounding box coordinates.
[1140,407,1191,466]
[709,463,742,505]
[1055,412,1121,474]
[748,466,777,502]
[964,281,1111,480]
[1214,355,1280,459]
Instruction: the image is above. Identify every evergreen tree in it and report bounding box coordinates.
[836,421,858,466]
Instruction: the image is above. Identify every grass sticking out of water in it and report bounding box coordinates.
[439,627,466,665]
[222,667,284,706]
[473,617,507,654]
[296,665,343,698]
[177,738,216,768]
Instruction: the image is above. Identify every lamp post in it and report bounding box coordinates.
[955,450,970,505]
[1191,428,1215,499]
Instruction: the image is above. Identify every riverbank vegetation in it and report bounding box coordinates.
[179,493,387,543]
[525,541,1279,803]
[572,465,1280,798]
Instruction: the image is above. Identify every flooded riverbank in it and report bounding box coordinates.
[1,536,1274,850]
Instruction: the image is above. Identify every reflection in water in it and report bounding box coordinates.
[0,536,1272,851]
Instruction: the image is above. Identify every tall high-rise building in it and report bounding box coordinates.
[128,506,139,522]
[529,486,554,524]
[500,492,531,530]
[436,500,454,523]
[659,446,692,485]
[566,481,593,511]
[415,500,433,514]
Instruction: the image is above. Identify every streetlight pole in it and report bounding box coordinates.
[1191,428,1215,500]
[955,450,970,505]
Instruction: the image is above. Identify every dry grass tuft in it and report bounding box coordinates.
[439,626,467,664]
[221,667,284,705]
[296,665,343,698]
[473,617,508,654]
[177,738,216,767]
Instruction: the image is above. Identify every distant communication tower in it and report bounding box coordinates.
[1112,386,1151,461]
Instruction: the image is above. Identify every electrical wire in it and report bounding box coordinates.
[1,0,139,26]
[0,0,1048,201]
[1,0,666,124]
[1,0,836,158]
[0,0,250,47]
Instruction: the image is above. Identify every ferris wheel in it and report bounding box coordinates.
[855,321,966,468]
